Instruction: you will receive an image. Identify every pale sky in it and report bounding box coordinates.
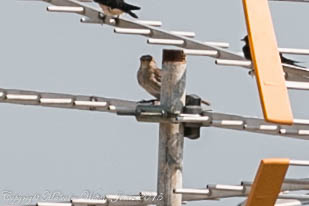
[0,1,309,206]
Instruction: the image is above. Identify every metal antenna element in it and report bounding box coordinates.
[2,88,309,141]
[32,0,309,90]
[27,177,309,206]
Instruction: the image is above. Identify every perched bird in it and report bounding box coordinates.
[138,55,161,100]
[241,36,252,61]
[138,55,211,106]
[94,0,140,18]
[241,35,303,67]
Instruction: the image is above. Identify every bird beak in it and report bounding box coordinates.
[241,37,245,41]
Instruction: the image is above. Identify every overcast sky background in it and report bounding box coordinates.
[0,0,309,206]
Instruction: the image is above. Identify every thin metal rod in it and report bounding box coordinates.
[157,50,186,206]
[135,20,162,27]
[80,17,103,24]
[139,191,158,197]
[74,100,107,107]
[215,59,252,67]
[47,6,84,13]
[208,184,244,191]
[204,42,230,48]
[294,119,309,125]
[259,125,279,131]
[279,48,309,55]
[212,120,244,126]
[278,194,309,200]
[170,31,196,38]
[183,49,218,57]
[114,28,151,35]
[298,130,309,135]
[148,38,185,46]
[176,114,210,123]
[37,203,71,206]
[174,188,210,196]
[105,195,145,205]
[71,199,107,205]
[40,98,73,105]
[290,160,309,167]
[6,94,39,101]
[221,120,244,126]
[0,91,5,99]
[286,81,309,90]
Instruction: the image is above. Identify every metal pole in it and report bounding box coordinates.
[157,50,186,206]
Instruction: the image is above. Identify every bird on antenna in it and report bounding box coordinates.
[94,0,140,18]
[137,55,211,106]
[241,35,304,67]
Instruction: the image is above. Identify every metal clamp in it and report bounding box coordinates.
[183,94,204,140]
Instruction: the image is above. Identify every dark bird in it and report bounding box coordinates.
[138,55,211,106]
[241,35,303,67]
[94,0,140,18]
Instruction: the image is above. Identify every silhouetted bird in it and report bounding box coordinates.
[94,0,140,18]
[241,35,303,67]
[137,55,211,106]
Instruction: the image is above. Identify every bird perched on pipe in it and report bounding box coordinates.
[94,0,140,18]
[137,55,211,106]
[241,35,304,67]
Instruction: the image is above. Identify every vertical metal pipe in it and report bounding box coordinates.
[157,50,186,206]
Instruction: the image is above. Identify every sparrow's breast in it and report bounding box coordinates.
[100,5,124,16]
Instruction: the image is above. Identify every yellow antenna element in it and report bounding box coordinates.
[245,158,289,206]
[243,0,294,125]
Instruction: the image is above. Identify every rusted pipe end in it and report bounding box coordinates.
[163,50,186,62]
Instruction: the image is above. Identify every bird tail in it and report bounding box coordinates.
[128,10,138,18]
[201,99,211,106]
[279,53,305,68]
[124,3,140,11]
[287,63,306,68]
[280,53,301,62]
